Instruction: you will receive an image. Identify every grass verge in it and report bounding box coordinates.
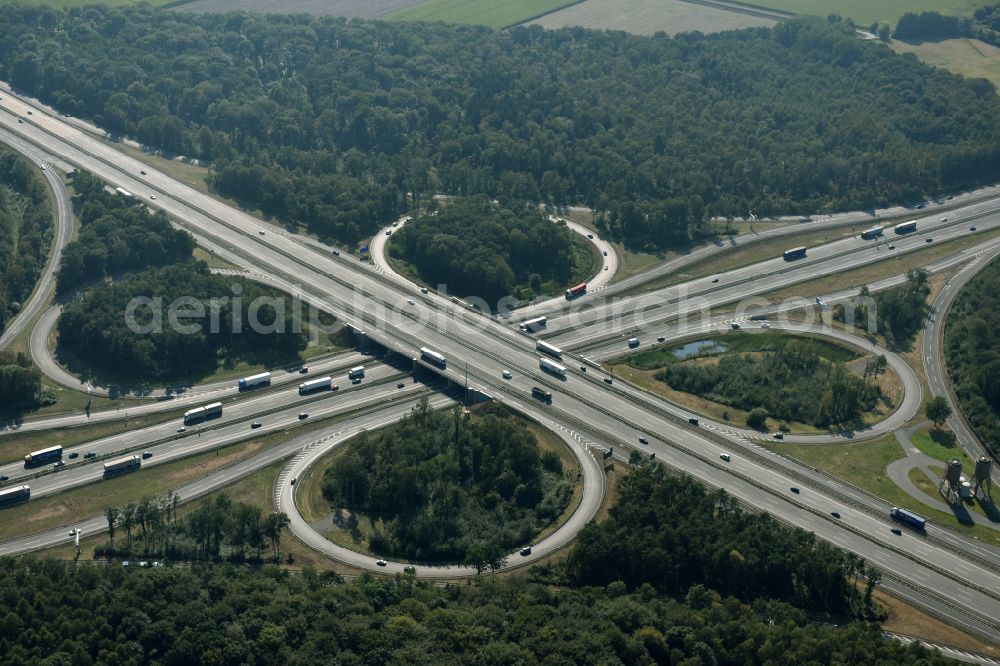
[766,434,1000,544]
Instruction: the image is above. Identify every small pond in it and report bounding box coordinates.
[671,339,727,359]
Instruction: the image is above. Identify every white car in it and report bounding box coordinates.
[258,230,265,235]
[150,194,156,200]
[720,453,731,462]
[760,322,770,329]
[407,299,415,305]
[502,370,512,379]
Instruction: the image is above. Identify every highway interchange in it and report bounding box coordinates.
[1,85,1000,645]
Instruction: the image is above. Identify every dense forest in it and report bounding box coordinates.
[96,493,291,564]
[659,340,883,427]
[834,269,931,350]
[945,257,1000,456]
[0,465,953,665]
[893,8,1000,48]
[321,401,571,565]
[390,198,583,304]
[57,261,306,384]
[56,171,195,295]
[0,144,51,335]
[1,9,999,250]
[568,466,878,616]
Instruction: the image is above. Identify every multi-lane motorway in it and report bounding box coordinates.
[2,85,1000,642]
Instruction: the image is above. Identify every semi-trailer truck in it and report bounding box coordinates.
[539,357,567,377]
[24,445,62,467]
[348,366,365,379]
[894,220,917,234]
[103,455,141,477]
[520,316,547,333]
[299,376,333,394]
[420,347,447,368]
[565,282,587,299]
[890,506,926,530]
[0,485,30,508]
[183,401,223,424]
[238,372,271,391]
[536,340,563,358]
[861,225,884,240]
[783,247,807,261]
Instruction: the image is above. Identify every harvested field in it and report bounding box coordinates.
[388,0,579,29]
[528,0,776,35]
[177,0,425,19]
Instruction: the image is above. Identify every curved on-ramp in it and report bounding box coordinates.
[0,131,74,352]
[368,212,619,319]
[277,400,604,577]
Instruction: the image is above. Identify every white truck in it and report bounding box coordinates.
[520,316,547,333]
[540,357,567,377]
[299,376,333,394]
[238,372,271,391]
[103,455,141,477]
[420,347,447,368]
[183,401,223,424]
[536,340,563,358]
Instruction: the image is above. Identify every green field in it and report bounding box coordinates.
[388,0,582,29]
[0,0,173,6]
[892,38,1000,90]
[732,0,981,26]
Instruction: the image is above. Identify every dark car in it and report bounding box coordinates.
[688,418,699,426]
[299,367,309,374]
[333,249,340,256]
[638,437,648,445]
[731,323,741,330]
[772,432,784,440]
[142,451,153,459]
[657,336,665,342]
[403,566,416,574]
[831,512,841,519]
[520,547,532,557]
[84,452,96,459]
[711,278,719,283]
[604,377,613,384]
[0,475,8,481]
[251,421,262,429]
[376,559,387,567]
[397,383,405,389]
[891,528,902,535]
[298,413,309,420]
[587,234,594,239]
[925,237,933,243]
[68,452,79,459]
[790,487,800,494]
[140,170,147,175]
[970,226,977,231]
